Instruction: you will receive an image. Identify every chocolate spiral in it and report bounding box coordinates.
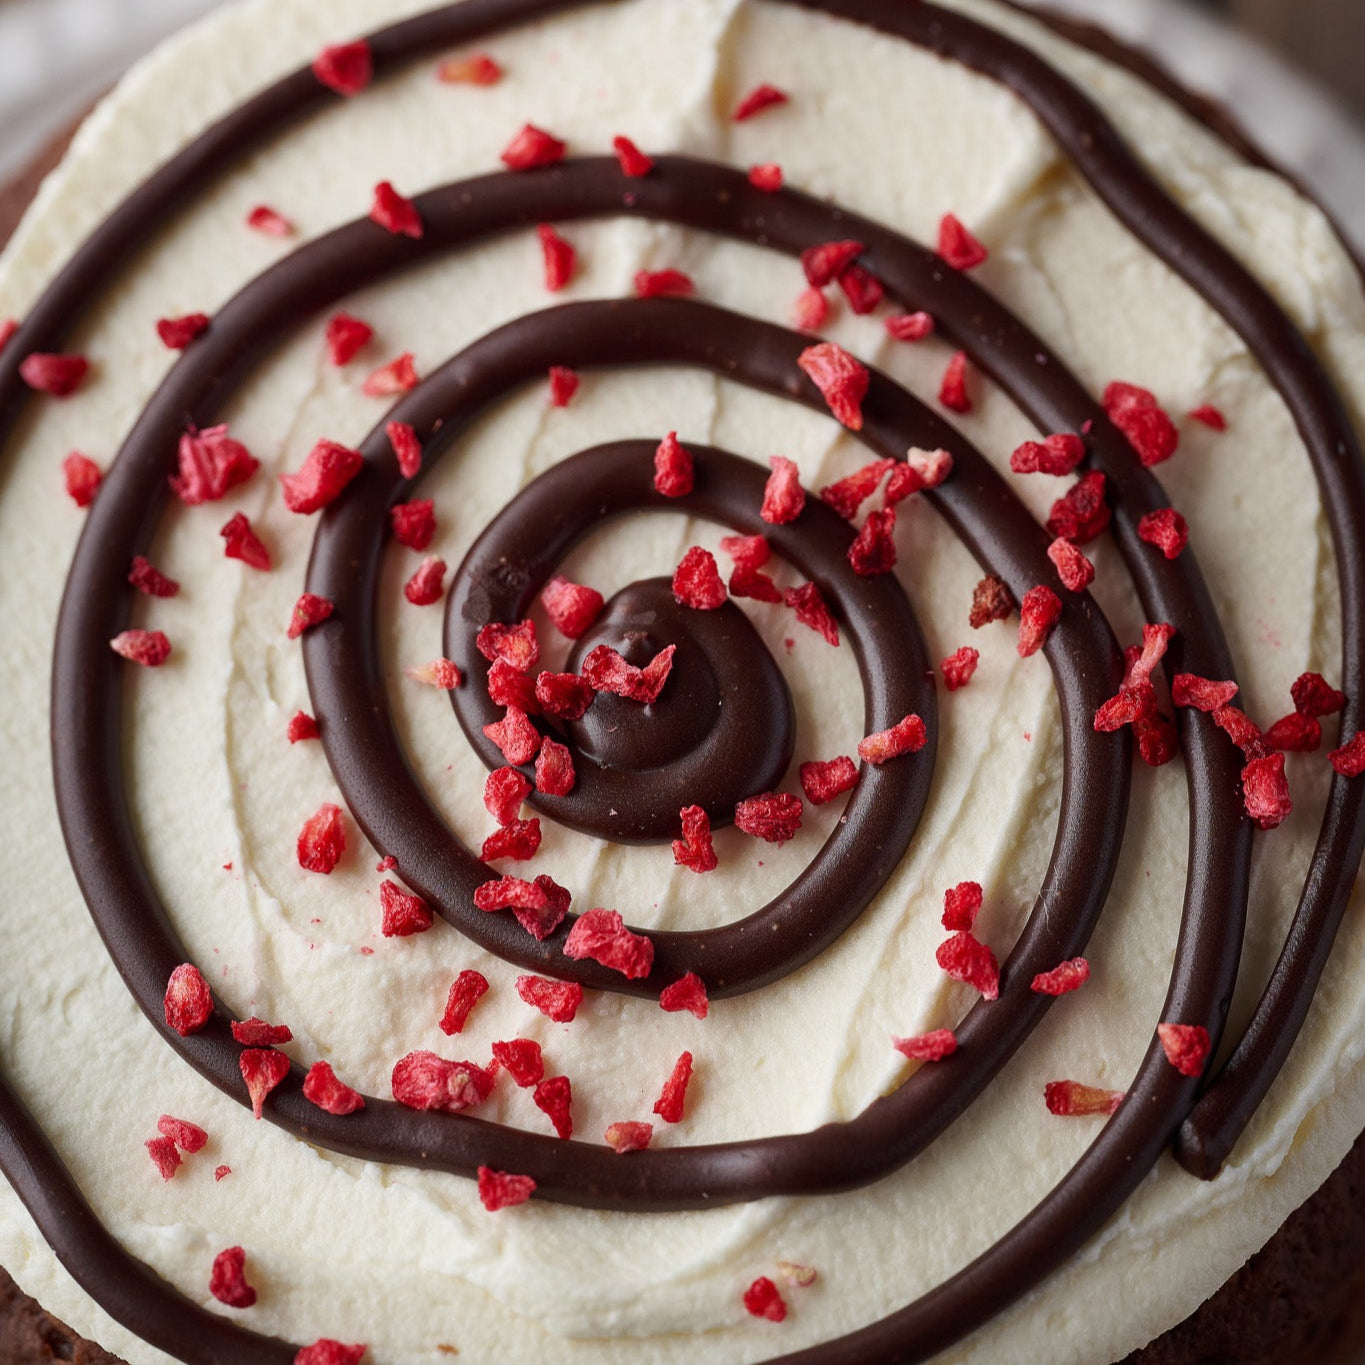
[0,2,1359,1364]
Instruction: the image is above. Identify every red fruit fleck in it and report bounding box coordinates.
[936,931,1000,1000]
[295,1342,366,1365]
[612,135,654,177]
[885,311,935,343]
[517,974,583,1023]
[1031,958,1090,995]
[326,313,373,366]
[313,40,371,95]
[63,452,102,507]
[163,964,212,1036]
[1293,672,1347,718]
[169,424,259,505]
[821,458,894,521]
[537,223,576,292]
[392,1052,495,1113]
[379,880,434,937]
[20,352,88,396]
[1047,471,1111,544]
[157,1115,208,1152]
[302,1061,366,1116]
[491,1038,544,1088]
[240,1049,290,1120]
[749,163,783,192]
[673,546,727,609]
[403,555,447,607]
[660,972,709,1019]
[838,265,884,315]
[1330,733,1365,777]
[941,881,982,931]
[481,818,542,862]
[939,645,983,694]
[209,1246,257,1309]
[605,1121,653,1154]
[231,1018,293,1047]
[215,1165,232,1182]
[489,660,538,713]
[1137,507,1189,560]
[477,619,540,672]
[501,124,567,170]
[907,447,954,489]
[110,630,171,667]
[635,268,696,299]
[938,213,988,270]
[437,53,503,85]
[246,205,294,237]
[483,707,541,766]
[1018,585,1062,658]
[857,713,927,764]
[652,1051,694,1124]
[533,1075,574,1138]
[1012,434,1087,477]
[405,657,461,688]
[288,594,334,640]
[1045,1081,1124,1117]
[541,576,603,638]
[145,1137,182,1180]
[156,312,209,350]
[485,767,532,826]
[970,575,1013,628]
[1157,1022,1211,1077]
[800,756,859,806]
[798,342,869,430]
[535,672,594,721]
[279,439,364,514]
[743,1277,787,1322]
[1048,538,1095,593]
[219,512,271,571]
[475,873,571,940]
[893,1029,958,1062]
[1104,381,1180,468]
[730,565,782,603]
[880,465,923,510]
[297,803,345,874]
[389,499,435,551]
[1189,404,1228,431]
[672,804,718,873]
[653,431,695,498]
[734,792,803,844]
[800,240,863,287]
[439,970,490,1035]
[362,353,419,398]
[791,287,829,332]
[1213,704,1268,758]
[733,83,789,121]
[564,908,655,980]
[762,455,807,524]
[939,351,972,414]
[369,181,423,239]
[1171,675,1239,712]
[128,555,179,598]
[1243,753,1293,829]
[848,508,897,577]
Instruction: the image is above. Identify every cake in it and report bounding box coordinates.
[2,1,1365,1363]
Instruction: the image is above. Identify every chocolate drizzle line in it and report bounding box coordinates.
[0,2,1349,1365]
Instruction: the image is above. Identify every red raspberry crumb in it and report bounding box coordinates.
[582,643,676,702]
[209,1246,256,1310]
[240,1049,290,1120]
[157,1115,208,1152]
[389,498,436,550]
[0,319,14,351]
[156,313,209,350]
[477,619,540,672]
[325,312,373,366]
[730,565,782,603]
[612,135,654,176]
[1031,958,1090,995]
[734,792,803,844]
[941,646,980,691]
[537,223,576,292]
[970,575,1014,628]
[297,803,346,874]
[1048,538,1095,593]
[110,630,171,667]
[246,205,294,237]
[279,439,364,514]
[744,1277,787,1322]
[533,1075,574,1138]
[439,970,491,1035]
[800,240,863,287]
[483,707,542,766]
[438,52,502,84]
[791,287,829,333]
[1045,1081,1124,1116]
[302,1061,365,1115]
[535,672,594,721]
[128,556,179,598]
[489,659,539,712]
[939,351,972,414]
[1243,753,1293,829]
[672,804,718,873]
[294,1342,366,1365]
[777,1262,818,1289]
[673,546,727,609]
[476,873,572,939]
[231,1018,293,1047]
[288,594,335,640]
[169,424,259,505]
[501,123,567,170]
[541,576,604,638]
[942,881,982,931]
[660,972,709,1019]
[1330,733,1365,777]
[1189,404,1227,431]
[821,458,895,520]
[1104,382,1179,468]
[733,83,789,121]
[564,908,655,979]
[749,163,783,192]
[654,431,694,498]
[893,1029,958,1062]
[163,964,212,1036]
[938,213,988,270]
[1018,585,1063,658]
[63,452,102,507]
[403,555,447,606]
[1293,672,1347,718]
[362,352,419,397]
[481,818,542,862]
[376,856,397,873]
[517,974,583,1023]
[762,455,807,524]
[848,508,897,577]
[313,40,371,95]
[1266,713,1322,752]
[145,1136,181,1180]
[653,1051,693,1124]
[1137,507,1189,560]
[907,447,955,490]
[800,756,859,805]
[1171,675,1238,712]
[215,1166,232,1181]
[370,180,423,237]
[220,512,271,571]
[485,766,533,826]
[491,1038,545,1087]
[799,342,869,430]
[20,352,88,396]
[1157,1022,1211,1077]
[392,1052,495,1113]
[883,463,924,506]
[380,879,434,937]
[885,311,935,343]
[1213,704,1268,759]
[635,269,696,299]
[1125,623,1177,688]
[838,265,884,315]
[1047,471,1111,544]
[1011,433,1086,477]
[605,1121,653,1153]
[858,713,928,764]
[936,931,1000,1000]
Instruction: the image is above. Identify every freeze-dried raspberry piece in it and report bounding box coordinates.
[240,1049,290,1120]
[403,555,447,607]
[723,532,772,570]
[939,352,972,414]
[1157,1022,1211,1077]
[893,1029,958,1062]
[654,431,694,498]
[799,342,869,430]
[169,424,259,505]
[660,972,709,1019]
[313,40,371,95]
[942,881,982,931]
[279,440,364,514]
[215,1166,232,1182]
[492,1038,544,1088]
[848,508,897,577]
[295,1342,367,1365]
[880,462,924,510]
[936,931,1000,1000]
[744,1277,787,1322]
[219,512,271,571]
[477,619,540,672]
[484,707,541,765]
[489,660,538,714]
[1047,471,1111,544]
[1188,404,1227,431]
[302,1061,365,1115]
[1266,712,1322,752]
[612,135,654,176]
[485,766,532,826]
[110,630,171,666]
[839,265,884,315]
[517,974,583,1023]
[20,352,88,396]
[1031,958,1090,995]
[733,83,789,121]
[734,792,803,844]
[362,352,419,397]
[405,657,462,689]
[1011,434,1086,477]
[1094,683,1154,735]
[145,1136,182,1180]
[1104,381,1179,468]
[1017,585,1062,658]
[297,803,345,874]
[541,576,604,639]
[156,312,210,349]
[129,555,179,598]
[502,123,566,170]
[565,908,655,979]
[1125,623,1176,688]
[157,1115,208,1152]
[635,269,696,299]
[1292,672,1347,718]
[938,213,988,270]
[1243,753,1292,829]
[325,312,373,366]
[370,181,423,238]
[821,458,895,520]
[762,455,807,524]
[164,964,212,1036]
[1137,507,1189,560]
[800,756,858,805]
[858,713,927,764]
[547,364,580,407]
[535,1070,573,1135]
[885,311,935,343]
[672,804,718,873]
[653,1051,693,1124]
[287,594,334,640]
[1213,704,1267,759]
[1045,1081,1124,1117]
[477,873,571,939]
[437,48,503,81]
[605,1121,653,1153]
[970,575,1013,628]
[749,162,783,192]
[800,240,864,288]
[536,222,576,292]
[1330,733,1365,777]
[777,1262,819,1290]
[380,879,434,936]
[482,818,542,862]
[673,546,727,609]
[940,646,980,691]
[392,1052,495,1113]
[906,447,954,491]
[1048,538,1095,593]
[730,564,782,603]
[387,499,435,551]
[210,1246,257,1310]
[439,970,490,1035]
[532,673,591,723]
[0,319,15,351]
[582,643,676,702]
[246,205,294,237]
[231,1018,293,1047]
[791,287,829,333]
[63,452,102,507]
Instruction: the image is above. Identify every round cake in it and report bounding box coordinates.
[2,1,1365,1363]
